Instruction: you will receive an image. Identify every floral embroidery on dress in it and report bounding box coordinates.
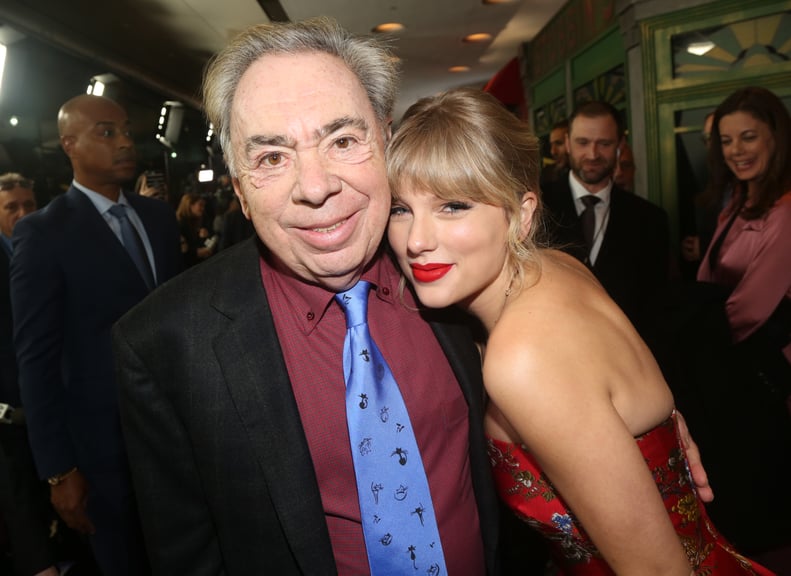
[487,415,774,576]
[486,438,598,565]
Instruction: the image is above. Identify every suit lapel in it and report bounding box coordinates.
[593,186,623,271]
[126,194,162,276]
[66,187,150,290]
[429,313,500,574]
[209,240,335,570]
[549,179,587,262]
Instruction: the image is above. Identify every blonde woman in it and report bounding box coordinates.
[387,87,771,575]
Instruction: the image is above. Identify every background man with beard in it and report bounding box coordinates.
[541,100,673,378]
[10,94,182,574]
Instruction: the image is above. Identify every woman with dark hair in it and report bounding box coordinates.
[691,86,791,569]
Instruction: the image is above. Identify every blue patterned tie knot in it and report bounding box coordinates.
[335,280,446,575]
[337,280,369,328]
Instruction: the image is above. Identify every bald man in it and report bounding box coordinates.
[10,95,182,574]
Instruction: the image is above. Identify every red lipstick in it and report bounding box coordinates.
[411,263,452,283]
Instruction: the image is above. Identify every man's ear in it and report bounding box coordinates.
[232,178,251,220]
[60,135,76,157]
[519,191,538,239]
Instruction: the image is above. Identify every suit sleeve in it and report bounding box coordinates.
[10,217,74,478]
[113,321,224,574]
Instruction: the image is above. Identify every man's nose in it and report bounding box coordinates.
[294,149,342,205]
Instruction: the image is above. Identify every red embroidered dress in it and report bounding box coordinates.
[487,413,774,575]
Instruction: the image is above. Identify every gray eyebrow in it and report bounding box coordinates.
[243,115,369,157]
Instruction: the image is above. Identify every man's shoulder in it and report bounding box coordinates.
[127,194,177,223]
[540,178,572,211]
[612,187,667,220]
[541,176,570,196]
[120,239,261,326]
[14,191,78,236]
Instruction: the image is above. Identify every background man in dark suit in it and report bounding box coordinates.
[542,101,672,374]
[10,95,182,575]
[0,174,59,576]
[112,18,501,575]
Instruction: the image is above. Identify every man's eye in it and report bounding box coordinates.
[335,137,354,149]
[263,152,282,166]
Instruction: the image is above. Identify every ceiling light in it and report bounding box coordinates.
[449,66,470,73]
[88,81,105,96]
[483,0,515,4]
[687,41,715,56]
[464,33,492,43]
[373,23,404,33]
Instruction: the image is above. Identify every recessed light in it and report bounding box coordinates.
[464,33,492,43]
[449,66,470,73]
[483,0,514,4]
[687,41,715,56]
[373,22,405,33]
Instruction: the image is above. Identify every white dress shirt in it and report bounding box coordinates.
[568,172,612,266]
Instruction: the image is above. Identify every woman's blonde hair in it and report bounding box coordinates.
[387,87,544,289]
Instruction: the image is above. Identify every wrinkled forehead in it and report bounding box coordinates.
[230,52,379,146]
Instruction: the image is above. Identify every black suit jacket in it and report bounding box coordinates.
[10,186,182,479]
[113,238,500,575]
[542,177,671,358]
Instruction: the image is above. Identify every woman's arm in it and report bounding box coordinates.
[484,331,692,575]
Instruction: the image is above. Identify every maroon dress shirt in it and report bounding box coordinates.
[261,253,485,575]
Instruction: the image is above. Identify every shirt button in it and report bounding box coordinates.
[306,311,315,321]
[381,287,390,296]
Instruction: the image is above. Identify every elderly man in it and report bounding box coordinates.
[11,95,182,574]
[113,18,711,575]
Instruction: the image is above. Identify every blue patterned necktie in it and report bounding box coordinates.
[336,281,446,575]
[108,204,155,291]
